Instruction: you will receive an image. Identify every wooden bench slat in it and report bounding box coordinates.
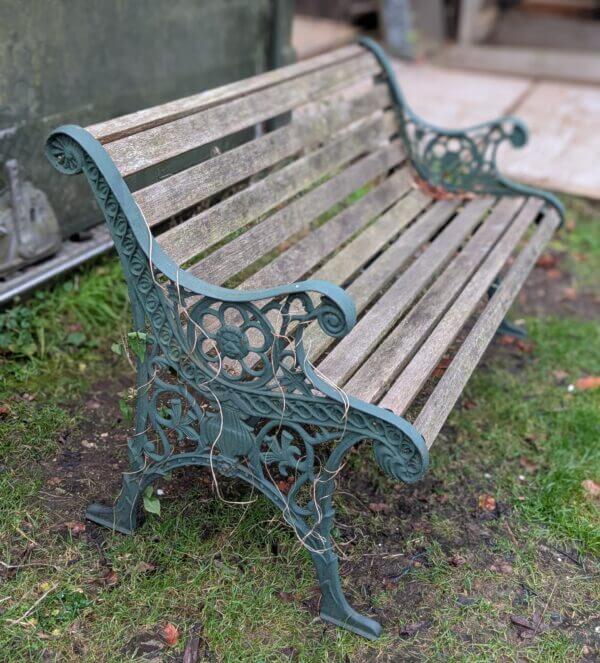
[316,197,496,386]
[302,199,460,362]
[133,85,391,226]
[106,54,381,176]
[236,190,438,368]
[414,209,561,447]
[191,141,407,286]
[161,112,398,266]
[88,45,367,143]
[344,196,525,403]
[242,168,414,290]
[380,197,545,415]
[310,189,431,287]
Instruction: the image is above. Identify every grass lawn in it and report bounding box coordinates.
[0,197,598,662]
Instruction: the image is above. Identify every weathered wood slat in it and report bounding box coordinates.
[303,199,461,363]
[107,54,381,176]
[310,189,431,287]
[345,196,525,403]
[243,168,414,290]
[191,140,406,285]
[317,197,495,386]
[239,190,436,366]
[380,197,545,415]
[88,45,368,143]
[134,85,391,226]
[414,209,561,447]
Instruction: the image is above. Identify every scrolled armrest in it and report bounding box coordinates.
[359,37,564,223]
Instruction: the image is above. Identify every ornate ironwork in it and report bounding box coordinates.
[46,125,429,640]
[360,37,564,223]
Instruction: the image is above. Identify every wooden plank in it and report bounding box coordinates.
[302,199,461,362]
[242,168,414,290]
[107,54,381,176]
[414,209,561,447]
[380,197,545,415]
[344,196,524,403]
[191,140,406,285]
[133,85,391,225]
[88,44,368,142]
[310,189,431,287]
[239,191,436,366]
[316,196,495,386]
[161,111,398,266]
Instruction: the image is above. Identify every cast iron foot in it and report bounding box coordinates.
[86,502,138,535]
[314,551,382,639]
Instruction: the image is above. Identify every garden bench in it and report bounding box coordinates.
[46,39,563,639]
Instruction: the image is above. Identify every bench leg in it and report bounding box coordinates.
[85,453,383,638]
[85,427,384,638]
[312,548,382,639]
[488,278,527,338]
[86,471,144,535]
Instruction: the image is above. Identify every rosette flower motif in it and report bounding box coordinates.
[189,299,275,385]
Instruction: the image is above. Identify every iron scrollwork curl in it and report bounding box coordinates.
[359,37,564,222]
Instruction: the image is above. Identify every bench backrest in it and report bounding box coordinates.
[85,44,407,289]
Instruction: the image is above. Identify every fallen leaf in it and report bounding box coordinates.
[183,634,200,663]
[535,253,558,269]
[515,339,534,353]
[499,335,516,346]
[101,568,119,587]
[123,632,165,659]
[490,562,513,574]
[276,480,292,494]
[456,596,477,606]
[433,356,451,378]
[161,623,179,647]
[64,521,86,537]
[135,561,157,574]
[448,554,466,567]
[182,625,207,663]
[510,612,549,637]
[519,457,539,474]
[277,591,295,603]
[368,502,390,513]
[581,479,600,499]
[399,620,430,637]
[565,218,576,232]
[0,404,11,417]
[546,268,562,280]
[462,399,477,410]
[562,287,577,301]
[552,370,569,384]
[575,376,600,391]
[478,494,496,512]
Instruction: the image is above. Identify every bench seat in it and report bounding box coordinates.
[46,40,563,640]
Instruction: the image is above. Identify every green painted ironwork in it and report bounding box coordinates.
[359,37,565,223]
[45,125,428,640]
